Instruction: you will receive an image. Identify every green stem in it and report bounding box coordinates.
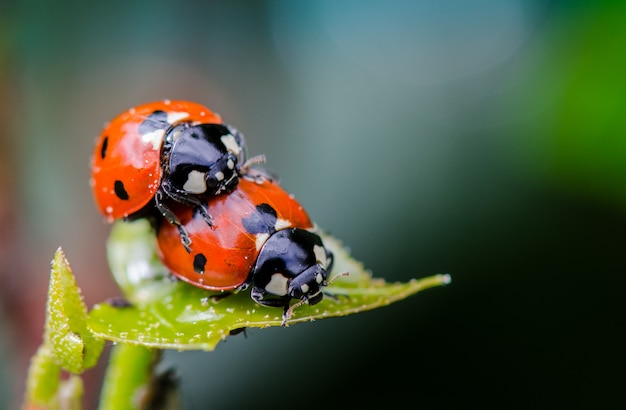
[23,344,61,409]
[98,344,162,410]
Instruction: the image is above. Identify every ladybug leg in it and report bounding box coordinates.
[240,154,266,172]
[187,199,214,227]
[186,198,214,227]
[160,183,215,227]
[251,287,290,308]
[240,155,281,184]
[229,328,248,338]
[251,286,300,326]
[177,228,193,253]
[155,191,192,252]
[199,206,214,226]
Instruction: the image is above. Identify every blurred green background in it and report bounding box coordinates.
[1,0,626,408]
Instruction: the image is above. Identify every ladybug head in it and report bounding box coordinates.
[165,123,246,197]
[287,263,328,305]
[204,152,240,195]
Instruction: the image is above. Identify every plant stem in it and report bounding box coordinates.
[23,344,61,409]
[97,344,163,410]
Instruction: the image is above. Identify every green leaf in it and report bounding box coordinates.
[105,220,176,306]
[46,248,105,373]
[88,220,450,351]
[23,249,102,409]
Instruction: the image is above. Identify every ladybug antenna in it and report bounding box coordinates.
[281,271,349,326]
[327,271,349,286]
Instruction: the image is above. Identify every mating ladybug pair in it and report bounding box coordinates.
[90,100,335,322]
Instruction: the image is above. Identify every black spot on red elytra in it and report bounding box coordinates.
[114,180,129,200]
[194,253,207,274]
[100,136,109,159]
[138,110,170,135]
[241,203,278,234]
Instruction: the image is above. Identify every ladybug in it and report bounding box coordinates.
[156,177,334,323]
[91,100,254,250]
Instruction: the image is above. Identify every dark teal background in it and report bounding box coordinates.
[1,1,625,408]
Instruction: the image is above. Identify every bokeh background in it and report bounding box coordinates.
[2,0,626,408]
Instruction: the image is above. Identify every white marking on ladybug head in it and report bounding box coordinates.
[183,170,207,194]
[227,159,235,169]
[167,111,190,124]
[265,273,289,296]
[141,129,166,150]
[214,171,225,182]
[300,283,310,294]
[313,245,327,267]
[316,273,324,284]
[221,134,241,155]
[255,233,270,251]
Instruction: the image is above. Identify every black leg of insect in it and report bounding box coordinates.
[155,190,193,252]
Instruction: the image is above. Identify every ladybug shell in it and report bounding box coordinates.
[91,100,222,221]
[156,178,314,290]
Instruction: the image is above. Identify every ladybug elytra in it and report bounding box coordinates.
[90,100,251,250]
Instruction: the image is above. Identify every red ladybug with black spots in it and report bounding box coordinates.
[90,100,255,250]
[156,177,334,323]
